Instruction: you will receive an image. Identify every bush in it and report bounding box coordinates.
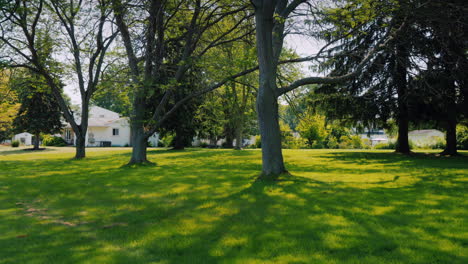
[350,135,364,149]
[147,141,154,147]
[374,141,396,149]
[338,135,352,149]
[254,135,261,148]
[11,140,19,147]
[289,137,308,149]
[326,136,339,149]
[159,134,174,147]
[457,125,468,150]
[42,135,67,146]
[418,137,446,149]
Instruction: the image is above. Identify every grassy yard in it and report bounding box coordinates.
[0,147,467,264]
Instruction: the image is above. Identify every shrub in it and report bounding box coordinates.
[42,135,67,146]
[159,134,174,147]
[326,136,339,149]
[221,141,232,148]
[457,125,468,150]
[361,138,372,149]
[350,135,364,149]
[254,135,261,148]
[338,135,352,149]
[374,140,396,149]
[147,141,154,147]
[419,137,446,149]
[11,140,19,147]
[289,137,308,149]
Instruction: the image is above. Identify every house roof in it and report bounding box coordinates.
[408,129,443,136]
[64,106,128,128]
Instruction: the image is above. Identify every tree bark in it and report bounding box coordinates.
[172,127,186,150]
[441,79,458,156]
[442,119,457,155]
[394,39,410,154]
[395,114,410,153]
[33,132,40,150]
[254,2,286,179]
[129,124,149,164]
[75,133,86,159]
[257,90,286,178]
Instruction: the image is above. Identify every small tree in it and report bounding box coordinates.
[297,113,328,148]
[12,72,63,150]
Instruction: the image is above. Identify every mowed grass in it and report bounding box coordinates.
[0,147,467,264]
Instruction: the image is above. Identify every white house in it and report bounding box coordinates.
[408,129,444,147]
[62,106,159,147]
[12,132,33,145]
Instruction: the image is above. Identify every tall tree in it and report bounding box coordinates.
[0,0,118,158]
[313,0,414,154]
[12,71,63,150]
[250,0,398,178]
[111,0,256,164]
[0,69,20,142]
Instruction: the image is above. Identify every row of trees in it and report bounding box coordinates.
[311,0,467,157]
[1,0,466,179]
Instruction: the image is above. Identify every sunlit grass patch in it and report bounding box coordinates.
[0,147,467,263]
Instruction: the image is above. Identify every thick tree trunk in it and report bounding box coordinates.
[254,3,286,179]
[396,114,410,153]
[172,129,186,150]
[128,92,152,164]
[224,131,234,148]
[257,91,286,178]
[75,134,86,159]
[442,119,457,155]
[441,80,458,156]
[33,132,40,150]
[394,40,410,154]
[129,124,149,164]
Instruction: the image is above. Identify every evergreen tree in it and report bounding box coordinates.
[12,72,63,150]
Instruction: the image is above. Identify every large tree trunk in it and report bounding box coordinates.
[257,90,285,178]
[442,119,457,155]
[75,133,86,159]
[172,127,186,150]
[129,125,149,164]
[394,40,410,154]
[33,132,40,150]
[441,79,458,156]
[254,2,286,179]
[224,126,234,148]
[128,93,151,164]
[395,113,410,153]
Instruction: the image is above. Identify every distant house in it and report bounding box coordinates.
[356,128,390,145]
[12,132,34,145]
[408,129,444,146]
[62,106,159,147]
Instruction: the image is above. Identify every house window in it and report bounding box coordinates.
[65,129,71,141]
[112,128,119,136]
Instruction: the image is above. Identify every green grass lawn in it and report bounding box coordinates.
[0,147,467,263]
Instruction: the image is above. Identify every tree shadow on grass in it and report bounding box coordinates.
[0,147,56,156]
[0,150,466,263]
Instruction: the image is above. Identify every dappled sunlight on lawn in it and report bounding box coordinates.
[0,148,467,263]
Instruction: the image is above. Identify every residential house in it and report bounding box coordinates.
[62,106,159,147]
